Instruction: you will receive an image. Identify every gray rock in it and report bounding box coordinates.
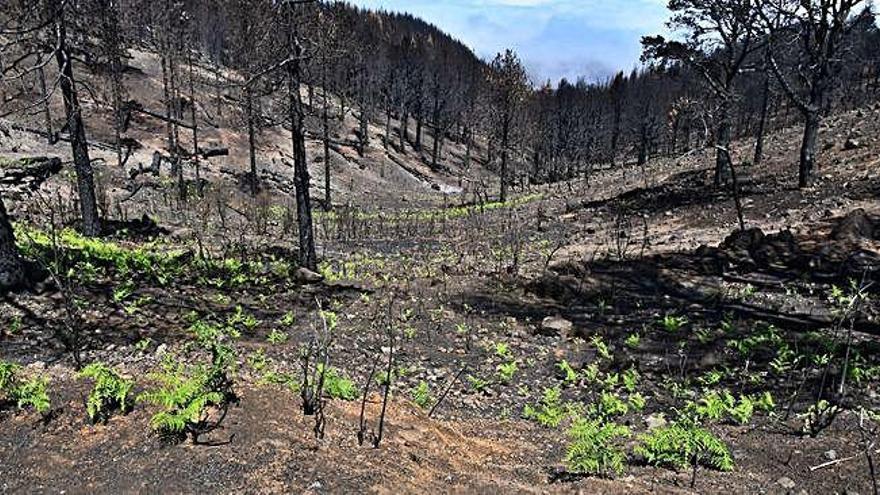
[777,476,796,490]
[824,449,838,461]
[645,413,667,430]
[538,316,573,337]
[293,267,324,284]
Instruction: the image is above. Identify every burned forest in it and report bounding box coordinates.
[2,0,880,493]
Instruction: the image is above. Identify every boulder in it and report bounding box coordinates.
[538,316,573,337]
[832,209,876,241]
[294,267,324,284]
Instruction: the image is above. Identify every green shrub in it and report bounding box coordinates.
[557,360,578,384]
[0,360,51,414]
[139,361,229,442]
[636,422,734,472]
[78,362,133,422]
[565,418,630,477]
[317,364,358,401]
[497,361,519,383]
[411,381,432,409]
[524,386,571,428]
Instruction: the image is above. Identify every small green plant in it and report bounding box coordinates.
[267,328,289,345]
[0,360,51,414]
[278,311,296,327]
[660,314,688,333]
[78,363,133,422]
[497,361,519,383]
[139,361,230,442]
[624,333,641,349]
[755,391,775,412]
[317,364,358,401]
[564,418,630,477]
[494,342,513,360]
[800,400,840,437]
[728,395,754,425]
[595,391,629,418]
[523,386,569,428]
[622,367,639,393]
[636,421,734,472]
[590,335,612,361]
[247,349,268,373]
[467,374,490,393]
[582,363,600,383]
[135,337,153,353]
[411,381,432,409]
[13,375,51,414]
[557,359,578,384]
[628,392,647,411]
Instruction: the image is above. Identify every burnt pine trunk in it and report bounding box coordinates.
[500,113,510,203]
[54,7,101,236]
[287,9,317,271]
[246,86,258,196]
[799,110,820,188]
[37,67,54,144]
[754,73,771,165]
[399,108,408,154]
[323,81,332,208]
[714,102,733,188]
[0,197,25,290]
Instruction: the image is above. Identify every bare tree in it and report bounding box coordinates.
[759,0,870,187]
[282,0,317,271]
[643,0,763,187]
[487,49,530,202]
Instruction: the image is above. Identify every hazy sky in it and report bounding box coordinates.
[347,0,670,84]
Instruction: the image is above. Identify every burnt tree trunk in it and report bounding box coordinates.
[37,66,54,144]
[754,73,771,165]
[54,5,101,236]
[0,197,25,290]
[799,110,820,188]
[286,7,317,271]
[323,85,332,209]
[714,102,732,188]
[246,86,258,196]
[500,116,510,203]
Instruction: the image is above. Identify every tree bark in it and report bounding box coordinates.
[714,103,733,188]
[0,196,25,290]
[500,117,509,203]
[754,74,771,165]
[799,111,820,188]
[37,66,54,144]
[54,5,101,236]
[323,85,331,209]
[246,87,258,196]
[286,7,317,271]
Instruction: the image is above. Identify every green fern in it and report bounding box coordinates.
[0,360,51,414]
[524,386,571,428]
[316,364,358,401]
[139,361,226,439]
[636,422,734,472]
[78,362,133,422]
[565,418,630,477]
[411,381,432,409]
[14,376,51,414]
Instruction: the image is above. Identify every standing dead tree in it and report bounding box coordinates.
[643,0,764,188]
[759,0,871,188]
[1,0,102,236]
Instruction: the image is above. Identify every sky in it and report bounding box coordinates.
[347,0,670,85]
